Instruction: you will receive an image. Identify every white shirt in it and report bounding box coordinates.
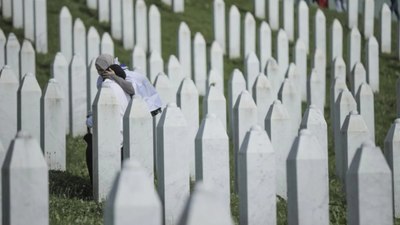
[96,69,163,112]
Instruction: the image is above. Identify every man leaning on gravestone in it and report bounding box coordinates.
[84,54,162,184]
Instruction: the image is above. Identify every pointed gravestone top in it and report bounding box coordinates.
[43,78,63,99]
[60,6,72,19]
[333,57,346,80]
[20,73,41,91]
[196,113,227,140]
[241,124,273,154]
[179,21,190,35]
[158,102,188,128]
[211,41,223,55]
[52,52,68,71]
[7,33,20,47]
[254,73,271,90]
[74,18,85,31]
[265,57,279,75]
[178,77,198,95]
[349,140,391,174]
[21,40,34,54]
[290,128,324,160]
[267,100,289,120]
[234,90,257,110]
[154,72,171,88]
[0,65,18,83]
[105,159,162,225]
[342,110,370,133]
[88,26,100,39]
[230,69,246,85]
[301,105,326,127]
[332,18,342,30]
[0,28,5,43]
[168,55,181,69]
[126,95,151,119]
[194,32,205,44]
[178,182,234,225]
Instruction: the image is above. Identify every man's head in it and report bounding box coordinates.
[95,54,113,75]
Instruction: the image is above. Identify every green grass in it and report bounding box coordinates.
[1,0,400,224]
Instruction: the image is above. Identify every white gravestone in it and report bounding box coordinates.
[6,33,20,81]
[173,0,184,12]
[122,0,134,50]
[123,96,154,180]
[342,114,371,182]
[308,69,325,113]
[364,0,375,39]
[193,33,207,96]
[264,58,280,98]
[259,22,272,72]
[110,0,122,40]
[334,90,357,180]
[0,29,5,67]
[238,126,276,225]
[351,62,367,96]
[347,141,393,225]
[229,5,240,59]
[210,42,224,92]
[149,5,161,54]
[287,129,329,225]
[253,74,273,129]
[0,66,18,147]
[167,55,183,97]
[35,0,48,53]
[245,52,260,96]
[233,91,258,192]
[136,0,148,52]
[24,0,35,41]
[265,100,293,199]
[20,40,36,78]
[18,73,41,143]
[0,141,5,222]
[331,56,346,81]
[268,0,279,30]
[178,183,234,225]
[2,132,48,225]
[93,82,122,202]
[13,0,23,29]
[177,78,199,180]
[384,119,400,218]
[132,46,147,75]
[330,77,348,134]
[157,103,190,225]
[98,0,110,23]
[294,40,307,101]
[203,85,227,130]
[52,53,70,133]
[59,7,73,63]
[2,0,11,19]
[244,13,256,58]
[207,70,223,93]
[356,83,375,142]
[348,0,359,29]
[41,79,65,171]
[105,160,162,225]
[195,114,230,211]
[300,105,328,154]
[286,63,300,96]
[178,22,192,78]
[73,18,86,65]
[279,78,301,132]
[298,1,309,53]
[366,37,379,93]
[87,0,97,10]
[101,32,114,57]
[162,0,171,7]
[88,59,98,113]
[347,28,361,76]
[228,69,246,137]
[87,27,100,66]
[69,55,87,137]
[381,4,391,53]
[315,10,326,58]
[149,51,164,84]
[330,19,343,63]
[213,0,226,53]
[254,0,265,19]
[277,30,289,80]
[283,0,294,41]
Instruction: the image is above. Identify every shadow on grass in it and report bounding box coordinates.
[50,171,93,201]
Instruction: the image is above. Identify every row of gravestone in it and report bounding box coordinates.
[81,0,163,52]
[1,0,47,53]
[0,31,36,83]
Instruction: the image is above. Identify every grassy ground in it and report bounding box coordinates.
[1,0,400,224]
